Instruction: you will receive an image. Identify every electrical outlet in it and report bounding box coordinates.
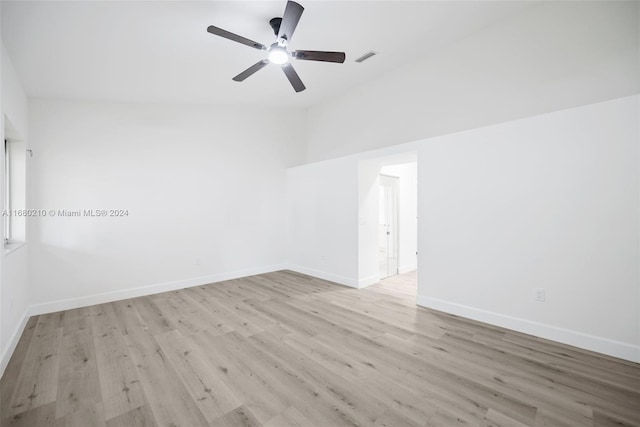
[534,288,545,302]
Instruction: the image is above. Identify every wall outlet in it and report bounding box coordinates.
[534,288,545,302]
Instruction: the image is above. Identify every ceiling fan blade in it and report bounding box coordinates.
[277,1,304,45]
[282,63,306,92]
[292,50,346,63]
[207,25,267,51]
[232,60,269,82]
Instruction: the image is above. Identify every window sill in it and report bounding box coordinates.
[4,241,25,255]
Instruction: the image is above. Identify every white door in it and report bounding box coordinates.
[379,174,399,279]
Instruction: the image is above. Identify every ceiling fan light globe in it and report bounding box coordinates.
[268,49,289,65]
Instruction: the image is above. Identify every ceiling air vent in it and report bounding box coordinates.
[355,51,378,63]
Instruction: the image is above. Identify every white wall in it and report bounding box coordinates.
[1,42,30,375]
[1,46,27,139]
[287,95,639,362]
[306,1,639,162]
[417,95,639,361]
[357,159,380,287]
[27,99,305,311]
[1,14,4,378]
[286,156,359,286]
[286,149,418,289]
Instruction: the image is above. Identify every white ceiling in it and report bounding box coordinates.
[1,1,536,109]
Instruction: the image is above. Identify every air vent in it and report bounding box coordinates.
[355,51,378,63]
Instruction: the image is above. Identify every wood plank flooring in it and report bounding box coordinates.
[1,270,639,426]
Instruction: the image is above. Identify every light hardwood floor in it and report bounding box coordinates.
[1,270,639,426]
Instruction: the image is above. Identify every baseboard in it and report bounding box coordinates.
[398,265,417,275]
[286,264,359,288]
[1,307,31,378]
[28,264,288,317]
[358,274,379,288]
[417,295,640,363]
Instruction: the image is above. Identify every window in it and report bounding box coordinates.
[3,118,27,248]
[4,139,11,243]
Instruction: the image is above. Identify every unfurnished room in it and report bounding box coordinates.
[0,1,638,426]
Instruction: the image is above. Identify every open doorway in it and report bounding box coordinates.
[358,153,417,294]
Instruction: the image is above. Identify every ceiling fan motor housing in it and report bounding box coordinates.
[269,18,282,37]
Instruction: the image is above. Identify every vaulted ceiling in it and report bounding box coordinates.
[1,1,536,108]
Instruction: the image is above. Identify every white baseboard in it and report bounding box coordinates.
[398,265,417,275]
[417,295,640,363]
[286,264,359,288]
[28,264,288,317]
[1,307,31,378]
[358,274,379,288]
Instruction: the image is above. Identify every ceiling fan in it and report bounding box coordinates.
[206,0,346,93]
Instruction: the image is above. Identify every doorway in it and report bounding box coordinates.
[357,153,417,289]
[379,174,399,279]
